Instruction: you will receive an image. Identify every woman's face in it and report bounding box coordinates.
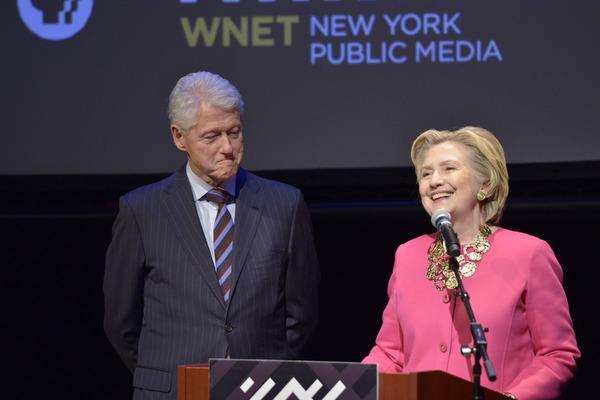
[418,141,484,226]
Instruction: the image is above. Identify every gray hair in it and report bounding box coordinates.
[168,71,244,132]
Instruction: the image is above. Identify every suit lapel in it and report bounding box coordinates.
[230,169,264,299]
[161,166,226,308]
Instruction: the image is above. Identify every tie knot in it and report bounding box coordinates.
[204,187,233,206]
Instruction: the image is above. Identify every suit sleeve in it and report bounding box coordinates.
[103,196,146,374]
[504,240,580,400]
[284,191,320,358]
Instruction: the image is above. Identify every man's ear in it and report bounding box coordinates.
[171,125,186,151]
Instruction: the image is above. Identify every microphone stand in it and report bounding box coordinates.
[448,257,496,400]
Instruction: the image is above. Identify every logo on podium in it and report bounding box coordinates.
[209,359,378,400]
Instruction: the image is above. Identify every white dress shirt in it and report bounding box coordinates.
[186,163,236,266]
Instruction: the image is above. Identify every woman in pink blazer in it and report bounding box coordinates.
[363,127,580,400]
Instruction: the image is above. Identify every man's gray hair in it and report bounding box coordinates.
[168,71,244,132]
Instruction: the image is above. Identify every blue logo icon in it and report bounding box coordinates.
[18,0,94,41]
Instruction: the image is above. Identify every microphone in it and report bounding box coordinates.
[431,210,461,257]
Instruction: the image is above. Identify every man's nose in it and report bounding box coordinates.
[219,133,233,152]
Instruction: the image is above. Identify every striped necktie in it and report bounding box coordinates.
[204,187,234,303]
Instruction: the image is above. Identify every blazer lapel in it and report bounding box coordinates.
[230,169,264,299]
[161,166,226,308]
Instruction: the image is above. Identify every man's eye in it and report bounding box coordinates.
[202,134,218,142]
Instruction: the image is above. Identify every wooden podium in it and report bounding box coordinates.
[177,363,506,400]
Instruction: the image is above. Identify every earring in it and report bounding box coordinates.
[477,191,486,201]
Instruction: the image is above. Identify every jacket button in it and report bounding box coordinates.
[443,294,451,303]
[225,324,233,332]
[440,343,447,353]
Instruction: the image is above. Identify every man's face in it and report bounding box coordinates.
[171,105,243,186]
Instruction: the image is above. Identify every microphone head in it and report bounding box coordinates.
[431,209,451,228]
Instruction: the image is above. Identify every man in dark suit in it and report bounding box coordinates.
[103,71,320,400]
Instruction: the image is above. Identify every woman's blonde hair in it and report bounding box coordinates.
[410,126,509,225]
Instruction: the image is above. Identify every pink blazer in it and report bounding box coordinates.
[363,228,580,400]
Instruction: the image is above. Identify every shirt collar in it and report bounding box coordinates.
[186,162,237,201]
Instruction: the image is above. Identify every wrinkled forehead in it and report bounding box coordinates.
[420,141,470,166]
[198,102,241,120]
[417,140,482,180]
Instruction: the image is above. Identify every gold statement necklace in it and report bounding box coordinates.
[427,225,492,290]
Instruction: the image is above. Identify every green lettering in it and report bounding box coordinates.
[180,17,221,47]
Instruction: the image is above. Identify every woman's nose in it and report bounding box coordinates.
[430,171,444,187]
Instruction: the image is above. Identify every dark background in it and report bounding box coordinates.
[2,0,599,399]
[2,0,599,174]
[2,161,598,399]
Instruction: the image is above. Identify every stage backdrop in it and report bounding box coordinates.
[2,0,599,175]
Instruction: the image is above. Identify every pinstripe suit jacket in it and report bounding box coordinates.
[103,166,320,400]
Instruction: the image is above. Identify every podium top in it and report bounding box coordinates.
[177,362,505,400]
